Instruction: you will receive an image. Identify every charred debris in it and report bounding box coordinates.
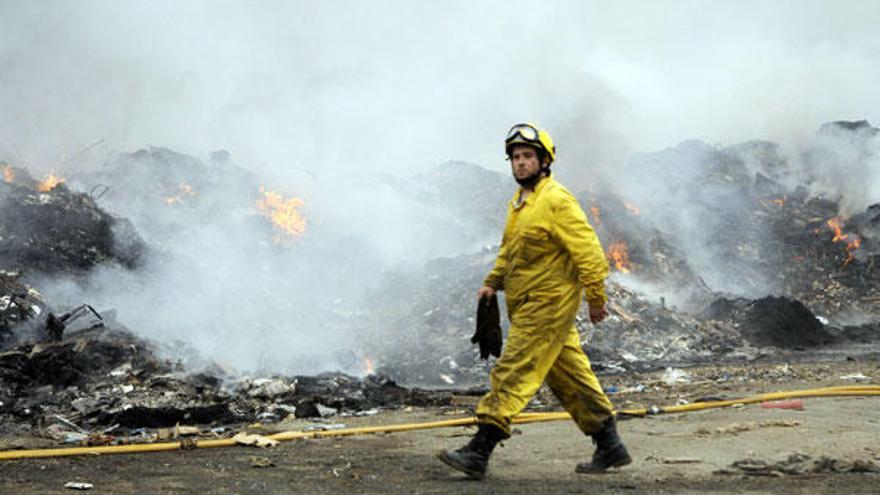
[1,121,879,443]
[361,120,880,384]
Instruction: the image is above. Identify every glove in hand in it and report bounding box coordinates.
[472,294,502,359]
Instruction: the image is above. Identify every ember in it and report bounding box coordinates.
[606,240,632,273]
[589,205,602,226]
[256,186,307,240]
[363,355,375,375]
[165,184,196,205]
[623,201,641,215]
[2,164,13,183]
[826,216,861,266]
[36,172,65,192]
[760,197,785,207]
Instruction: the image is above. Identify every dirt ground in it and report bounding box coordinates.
[0,360,878,494]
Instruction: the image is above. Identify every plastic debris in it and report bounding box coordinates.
[303,423,347,432]
[64,482,94,490]
[316,404,338,417]
[232,432,279,448]
[839,373,869,381]
[761,399,804,410]
[250,456,275,468]
[662,367,691,385]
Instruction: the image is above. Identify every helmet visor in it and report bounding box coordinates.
[505,123,539,143]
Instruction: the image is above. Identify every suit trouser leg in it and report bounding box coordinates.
[475,322,567,436]
[545,327,614,435]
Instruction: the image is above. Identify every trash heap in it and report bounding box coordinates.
[0,120,878,436]
[359,121,880,386]
[0,318,451,442]
[0,166,144,276]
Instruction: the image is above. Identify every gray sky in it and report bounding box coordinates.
[2,0,879,187]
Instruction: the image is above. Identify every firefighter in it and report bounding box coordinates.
[437,122,631,478]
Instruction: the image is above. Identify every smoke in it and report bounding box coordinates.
[3,2,879,179]
[3,1,880,372]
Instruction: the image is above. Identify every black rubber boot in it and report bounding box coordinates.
[575,416,632,474]
[437,423,506,479]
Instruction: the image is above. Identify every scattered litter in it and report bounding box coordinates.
[108,363,132,377]
[246,378,292,399]
[662,457,702,464]
[718,453,880,476]
[645,452,702,464]
[250,456,275,468]
[694,420,801,436]
[52,415,87,433]
[303,423,347,432]
[761,399,804,410]
[64,482,94,490]
[85,433,114,446]
[157,424,201,440]
[618,384,647,394]
[316,404,338,417]
[840,373,869,381]
[661,368,691,385]
[232,432,279,448]
[62,432,89,444]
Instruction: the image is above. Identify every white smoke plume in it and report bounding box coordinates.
[2,1,879,373]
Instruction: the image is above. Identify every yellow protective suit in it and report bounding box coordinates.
[476,175,614,437]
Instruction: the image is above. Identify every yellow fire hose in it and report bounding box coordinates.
[0,384,877,461]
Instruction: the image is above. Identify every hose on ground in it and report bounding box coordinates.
[0,384,877,461]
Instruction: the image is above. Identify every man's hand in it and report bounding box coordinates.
[588,302,608,324]
[477,286,496,301]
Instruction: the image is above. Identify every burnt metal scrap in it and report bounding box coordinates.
[0,272,45,347]
[45,304,103,342]
[1,272,102,346]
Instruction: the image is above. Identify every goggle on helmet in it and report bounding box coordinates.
[505,122,556,165]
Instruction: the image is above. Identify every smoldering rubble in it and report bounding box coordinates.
[0,275,451,443]
[0,120,878,446]
[359,120,880,386]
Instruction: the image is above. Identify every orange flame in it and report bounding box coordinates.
[606,241,632,273]
[589,206,602,226]
[623,201,641,215]
[759,197,785,208]
[2,165,13,184]
[36,172,65,192]
[826,216,861,266]
[363,355,375,375]
[165,184,196,205]
[257,186,307,240]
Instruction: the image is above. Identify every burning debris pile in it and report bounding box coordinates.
[360,121,880,386]
[0,309,451,441]
[1,119,879,439]
[0,151,456,442]
[586,120,880,317]
[0,165,144,275]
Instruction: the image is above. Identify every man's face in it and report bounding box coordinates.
[509,145,542,181]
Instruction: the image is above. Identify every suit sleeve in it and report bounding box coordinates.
[483,240,508,291]
[553,194,610,306]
